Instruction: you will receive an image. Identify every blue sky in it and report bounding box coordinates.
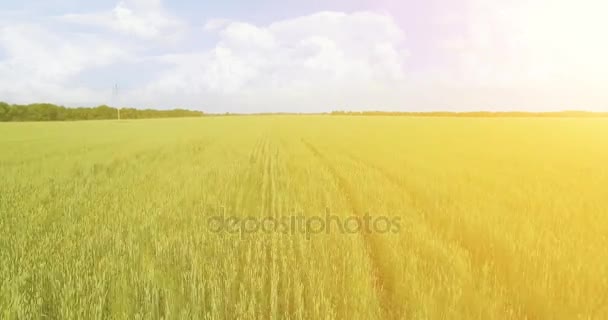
[1,0,607,112]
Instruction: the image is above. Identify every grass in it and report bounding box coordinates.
[1,116,607,319]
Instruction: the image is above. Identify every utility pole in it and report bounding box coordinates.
[112,84,121,120]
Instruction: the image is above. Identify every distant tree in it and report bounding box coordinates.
[330,110,608,118]
[0,102,204,122]
[0,102,9,121]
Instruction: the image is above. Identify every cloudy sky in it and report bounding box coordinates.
[1,0,607,112]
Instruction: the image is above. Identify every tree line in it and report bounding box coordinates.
[0,102,204,122]
[330,111,608,117]
[2,102,605,121]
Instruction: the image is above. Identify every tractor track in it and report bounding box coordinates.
[301,139,395,319]
[337,147,551,320]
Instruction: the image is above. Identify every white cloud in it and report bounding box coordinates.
[0,0,180,106]
[442,0,608,88]
[60,0,184,40]
[203,18,234,32]
[2,0,606,111]
[132,11,410,111]
[0,23,129,104]
[410,0,608,110]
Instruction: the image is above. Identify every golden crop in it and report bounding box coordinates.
[1,116,607,319]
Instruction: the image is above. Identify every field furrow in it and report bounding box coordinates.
[301,139,397,319]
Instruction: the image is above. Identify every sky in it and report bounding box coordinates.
[1,0,607,113]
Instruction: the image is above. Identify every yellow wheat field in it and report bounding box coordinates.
[1,116,607,319]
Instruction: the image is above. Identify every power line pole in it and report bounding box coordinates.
[112,84,121,120]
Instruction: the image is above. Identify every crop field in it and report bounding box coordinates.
[1,116,607,319]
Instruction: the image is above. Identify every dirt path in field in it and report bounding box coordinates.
[301,139,395,319]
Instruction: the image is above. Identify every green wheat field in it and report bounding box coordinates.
[1,116,607,319]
